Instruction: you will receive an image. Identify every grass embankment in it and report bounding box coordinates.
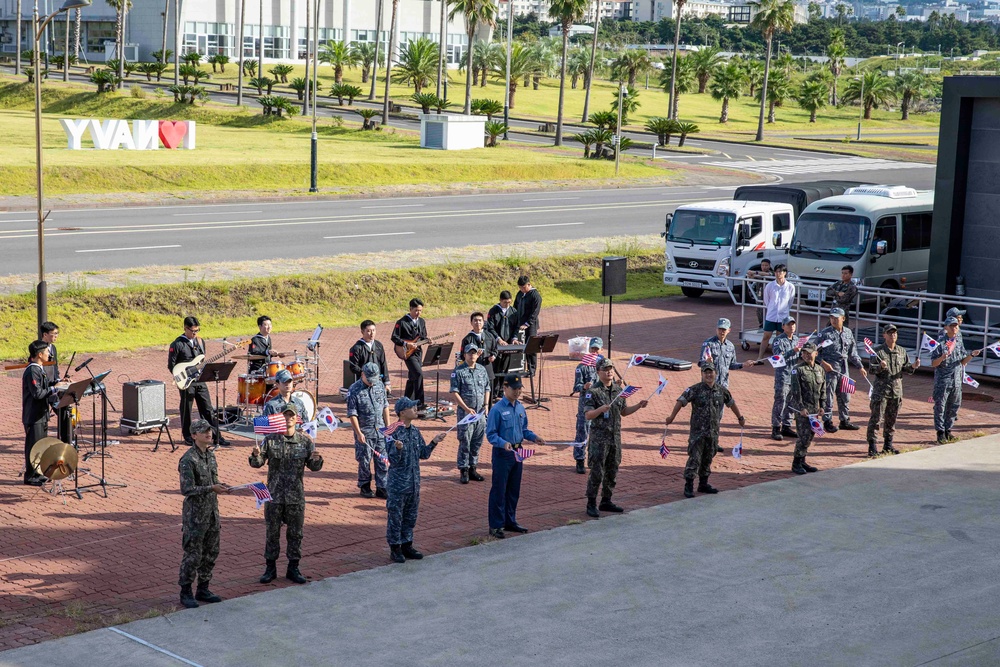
[0,79,668,196]
[0,250,674,359]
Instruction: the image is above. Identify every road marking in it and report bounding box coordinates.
[107,628,204,667]
[323,232,416,239]
[173,211,262,216]
[516,222,585,228]
[0,218,37,223]
[75,244,181,253]
[722,152,732,159]
[746,155,756,161]
[359,204,426,209]
[704,157,934,176]
[522,197,580,202]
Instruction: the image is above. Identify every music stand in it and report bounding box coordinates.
[198,361,237,436]
[75,370,127,498]
[422,342,454,423]
[525,334,559,411]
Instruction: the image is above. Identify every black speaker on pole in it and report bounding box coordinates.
[602,256,627,296]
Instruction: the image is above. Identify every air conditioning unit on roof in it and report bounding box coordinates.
[844,185,918,199]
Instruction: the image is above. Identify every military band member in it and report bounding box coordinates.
[789,342,826,475]
[931,317,980,444]
[866,324,919,457]
[450,344,491,484]
[391,298,428,407]
[247,315,273,375]
[21,340,68,486]
[262,370,308,423]
[583,358,648,517]
[385,397,447,563]
[348,320,390,389]
[177,419,231,609]
[250,403,324,585]
[664,363,744,499]
[514,276,542,375]
[40,321,63,383]
[572,337,603,474]
[462,312,498,389]
[486,290,519,344]
[816,307,867,433]
[168,316,228,448]
[347,362,391,499]
[699,318,756,452]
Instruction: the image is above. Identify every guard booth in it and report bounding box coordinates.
[419,114,486,150]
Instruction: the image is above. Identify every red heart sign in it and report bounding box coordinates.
[158,121,188,149]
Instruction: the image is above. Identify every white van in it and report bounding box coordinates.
[787,185,934,297]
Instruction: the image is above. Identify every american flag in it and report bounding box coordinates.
[248,481,272,509]
[618,385,640,399]
[580,352,599,367]
[702,346,713,362]
[945,339,956,354]
[796,333,813,349]
[660,440,670,458]
[514,448,535,462]
[863,337,877,356]
[375,450,391,469]
[839,375,856,395]
[809,414,826,437]
[627,354,648,368]
[379,421,404,438]
[253,414,286,434]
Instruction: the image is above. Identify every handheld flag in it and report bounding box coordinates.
[618,385,640,399]
[839,375,857,395]
[818,339,834,349]
[253,414,286,435]
[514,448,535,463]
[230,481,273,509]
[659,440,670,458]
[808,414,826,437]
[379,421,404,439]
[580,352,599,367]
[964,373,980,388]
[646,375,668,401]
[375,449,391,469]
[920,333,939,352]
[457,412,481,427]
[701,346,713,362]
[796,332,814,349]
[945,339,956,355]
[732,435,743,460]
[627,354,649,369]
[986,341,1000,357]
[316,407,339,432]
[301,420,318,439]
[767,354,786,369]
[863,337,877,357]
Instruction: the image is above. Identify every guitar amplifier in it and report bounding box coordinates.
[343,360,359,391]
[121,380,167,433]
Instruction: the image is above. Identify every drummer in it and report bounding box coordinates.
[248,316,273,375]
[262,370,308,423]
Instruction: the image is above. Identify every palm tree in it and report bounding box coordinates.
[393,37,439,94]
[550,0,590,146]
[160,0,169,65]
[351,42,383,84]
[382,0,400,126]
[320,40,359,84]
[826,28,847,105]
[612,48,652,88]
[491,41,533,109]
[844,68,897,119]
[581,0,602,123]
[449,0,498,115]
[710,61,745,123]
[743,59,764,97]
[609,86,640,124]
[658,56,694,118]
[797,78,828,122]
[106,0,133,87]
[896,71,927,120]
[688,46,723,93]
[567,47,590,89]
[666,0,688,119]
[15,0,21,76]
[528,39,557,89]
[750,0,795,141]
[757,69,792,123]
[471,41,500,86]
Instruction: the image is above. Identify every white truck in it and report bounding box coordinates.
[662,181,862,298]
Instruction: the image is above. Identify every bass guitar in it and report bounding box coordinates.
[172,339,249,390]
[394,331,454,361]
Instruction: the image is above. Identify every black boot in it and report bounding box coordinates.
[683,479,695,498]
[867,440,879,458]
[468,466,485,482]
[883,437,899,455]
[781,426,797,438]
[375,487,388,499]
[801,458,818,473]
[586,496,600,517]
[575,459,586,474]
[459,468,470,484]
[259,559,277,584]
[823,420,839,434]
[599,498,624,512]
[195,581,222,603]
[771,427,783,441]
[285,560,307,584]
[791,456,807,475]
[945,430,956,442]
[839,420,860,431]
[936,430,947,445]
[360,482,374,498]
[390,544,406,563]
[179,584,198,609]
[401,542,423,559]
[697,476,718,494]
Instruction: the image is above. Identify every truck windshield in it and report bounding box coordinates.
[667,210,736,245]
[792,212,871,260]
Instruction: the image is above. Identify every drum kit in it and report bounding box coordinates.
[231,351,320,421]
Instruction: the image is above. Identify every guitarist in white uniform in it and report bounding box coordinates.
[391,299,427,409]
[168,317,229,448]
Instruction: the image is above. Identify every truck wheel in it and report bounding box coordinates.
[681,287,704,298]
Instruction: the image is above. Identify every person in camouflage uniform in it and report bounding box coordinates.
[583,358,648,518]
[249,403,324,585]
[699,318,756,453]
[664,363,745,499]
[347,362,391,499]
[931,317,980,444]
[825,265,859,328]
[385,397,447,563]
[450,344,491,485]
[866,325,920,457]
[788,342,826,475]
[770,316,802,441]
[177,419,231,609]
[571,337,603,475]
[817,307,867,432]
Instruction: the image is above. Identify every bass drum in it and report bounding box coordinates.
[291,390,317,422]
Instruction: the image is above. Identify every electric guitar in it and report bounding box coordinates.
[394,331,454,361]
[172,339,249,390]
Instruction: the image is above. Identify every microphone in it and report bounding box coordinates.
[75,357,94,373]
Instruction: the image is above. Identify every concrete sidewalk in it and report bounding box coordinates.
[4,436,1000,667]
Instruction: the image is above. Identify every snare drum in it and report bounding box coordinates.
[286,359,305,377]
[266,361,285,378]
[238,374,267,405]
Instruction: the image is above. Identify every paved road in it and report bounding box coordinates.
[3,435,998,666]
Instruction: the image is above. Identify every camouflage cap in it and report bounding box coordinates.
[394,396,419,414]
[801,342,818,353]
[190,419,213,434]
[944,316,960,326]
[596,358,614,371]
[281,402,299,415]
[701,362,717,373]
[589,337,604,349]
[829,307,846,318]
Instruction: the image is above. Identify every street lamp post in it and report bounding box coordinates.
[33,0,91,336]
[855,74,864,141]
[309,0,319,193]
[502,0,513,140]
[614,82,624,177]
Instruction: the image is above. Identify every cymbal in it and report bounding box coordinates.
[232,354,267,360]
[30,437,63,476]
[38,441,78,481]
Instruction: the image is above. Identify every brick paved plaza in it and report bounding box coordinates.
[2,295,997,650]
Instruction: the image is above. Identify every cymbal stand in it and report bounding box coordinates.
[76,376,127,498]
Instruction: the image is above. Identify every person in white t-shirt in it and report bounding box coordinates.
[759,264,796,360]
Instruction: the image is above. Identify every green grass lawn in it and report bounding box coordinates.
[0,79,670,196]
